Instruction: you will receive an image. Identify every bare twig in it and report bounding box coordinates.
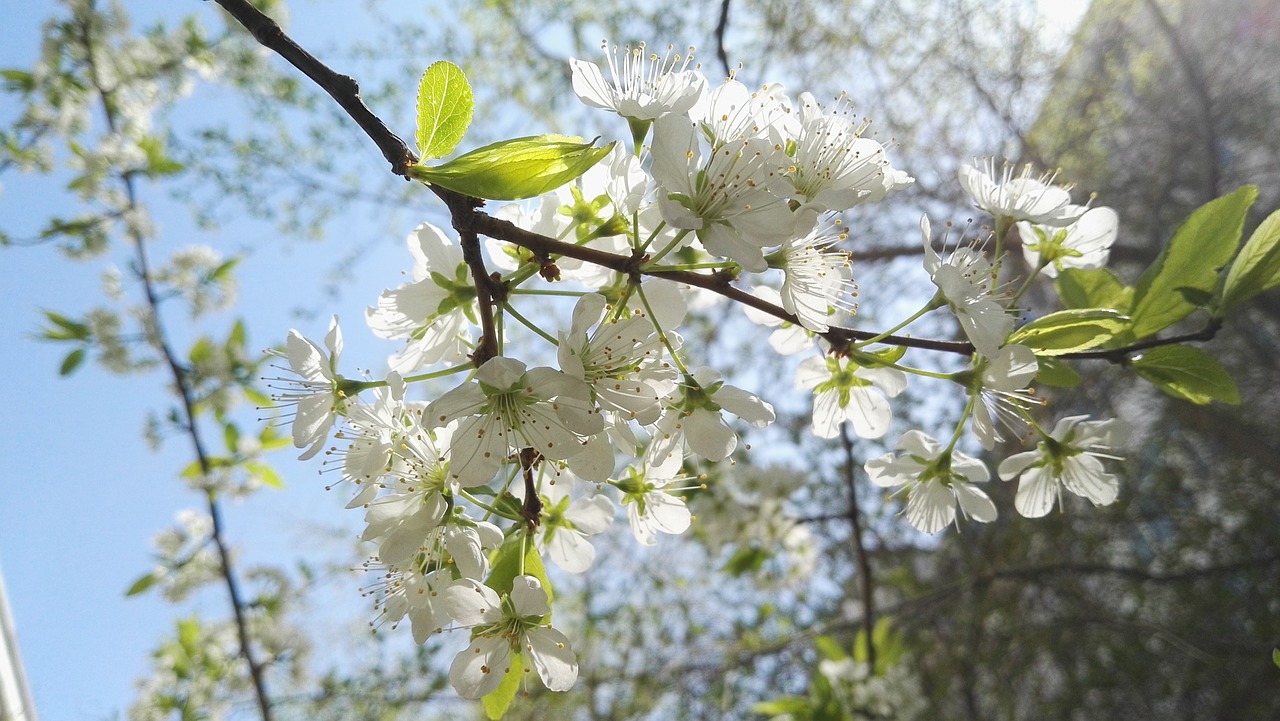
[714,0,733,79]
[840,425,876,670]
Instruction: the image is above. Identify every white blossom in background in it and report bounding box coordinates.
[795,353,906,440]
[533,471,616,572]
[444,576,578,698]
[865,430,998,534]
[1018,206,1119,277]
[270,315,345,460]
[741,285,814,355]
[366,222,475,372]
[998,415,1130,518]
[569,41,706,122]
[958,158,1086,226]
[921,215,1014,357]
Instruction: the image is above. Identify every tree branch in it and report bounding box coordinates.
[840,425,876,670]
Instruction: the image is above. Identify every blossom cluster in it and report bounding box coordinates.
[269,41,1129,700]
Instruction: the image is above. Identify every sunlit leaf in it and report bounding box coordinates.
[410,135,614,200]
[1130,186,1256,337]
[415,60,474,161]
[1132,344,1240,405]
[1218,208,1280,312]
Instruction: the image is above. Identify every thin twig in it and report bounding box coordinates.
[714,0,733,79]
[840,425,876,670]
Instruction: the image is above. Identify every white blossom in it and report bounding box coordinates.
[444,576,578,698]
[795,353,906,440]
[569,41,705,122]
[865,430,997,534]
[998,415,1129,517]
[1018,206,1119,277]
[959,158,1086,226]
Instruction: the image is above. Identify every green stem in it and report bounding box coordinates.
[853,301,938,349]
[400,364,474,384]
[644,229,693,266]
[636,283,689,374]
[503,301,559,346]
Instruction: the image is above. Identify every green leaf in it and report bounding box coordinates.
[38,309,90,341]
[1132,344,1240,405]
[1035,356,1082,387]
[1219,208,1280,312]
[410,135,615,200]
[415,61,474,161]
[125,571,159,597]
[1273,648,1280,669]
[722,546,770,575]
[59,348,87,376]
[1130,186,1257,338]
[814,635,847,661]
[246,461,284,489]
[1007,308,1129,355]
[485,534,550,602]
[1056,267,1133,311]
[752,697,812,716]
[482,651,524,720]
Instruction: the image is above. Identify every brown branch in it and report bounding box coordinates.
[1058,318,1222,362]
[714,0,733,79]
[210,0,417,176]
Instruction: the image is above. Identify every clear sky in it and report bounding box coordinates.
[0,2,1091,720]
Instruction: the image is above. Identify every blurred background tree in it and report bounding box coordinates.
[2,0,1277,719]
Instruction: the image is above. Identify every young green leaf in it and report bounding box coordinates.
[1132,344,1240,405]
[409,135,615,200]
[59,347,87,376]
[1055,267,1133,311]
[125,571,159,597]
[1129,185,1256,338]
[415,60,474,161]
[1035,356,1082,387]
[1218,208,1280,312]
[481,650,524,720]
[1007,308,1129,355]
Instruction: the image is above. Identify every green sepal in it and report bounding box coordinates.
[1217,208,1280,312]
[415,60,474,161]
[409,135,615,200]
[1129,186,1256,338]
[1007,308,1129,355]
[1132,344,1240,405]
